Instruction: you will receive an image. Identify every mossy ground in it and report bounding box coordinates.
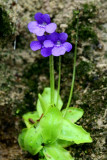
[0,1,107,160]
[0,5,15,49]
[66,3,98,44]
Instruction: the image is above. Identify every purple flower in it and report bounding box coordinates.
[28,12,57,36]
[43,32,72,56]
[30,35,52,57]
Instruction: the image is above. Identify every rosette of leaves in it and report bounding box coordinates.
[18,87,92,160]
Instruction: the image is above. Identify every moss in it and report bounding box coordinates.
[81,3,97,21]
[76,61,92,77]
[15,56,50,116]
[0,5,14,48]
[76,59,107,90]
[82,45,93,59]
[66,3,98,45]
[89,74,107,90]
[104,51,107,58]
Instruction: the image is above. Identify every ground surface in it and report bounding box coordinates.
[0,0,107,160]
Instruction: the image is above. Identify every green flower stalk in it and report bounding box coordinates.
[64,10,79,117]
[56,56,61,108]
[49,55,55,106]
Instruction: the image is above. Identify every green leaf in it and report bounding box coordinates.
[38,93,47,113]
[37,88,63,117]
[59,119,92,144]
[24,127,43,155]
[23,111,39,128]
[56,139,74,148]
[43,143,74,160]
[18,128,28,150]
[40,107,63,144]
[62,107,84,123]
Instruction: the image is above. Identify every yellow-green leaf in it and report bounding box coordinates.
[24,127,43,155]
[18,128,28,150]
[59,119,92,144]
[40,107,63,144]
[43,143,74,160]
[37,88,63,117]
[62,107,84,123]
[56,139,74,148]
[23,111,39,128]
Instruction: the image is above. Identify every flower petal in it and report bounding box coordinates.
[29,24,45,36]
[43,40,54,48]
[63,42,72,52]
[48,32,59,43]
[34,12,43,24]
[28,21,38,33]
[37,35,46,43]
[45,23,57,33]
[52,46,66,56]
[59,33,68,43]
[41,48,52,57]
[42,14,50,24]
[30,41,41,51]
[35,26,45,36]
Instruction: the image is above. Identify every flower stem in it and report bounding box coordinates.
[49,55,54,106]
[63,11,79,117]
[56,56,61,108]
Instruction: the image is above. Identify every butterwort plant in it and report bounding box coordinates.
[18,11,92,160]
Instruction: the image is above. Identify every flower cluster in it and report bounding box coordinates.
[28,12,72,57]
